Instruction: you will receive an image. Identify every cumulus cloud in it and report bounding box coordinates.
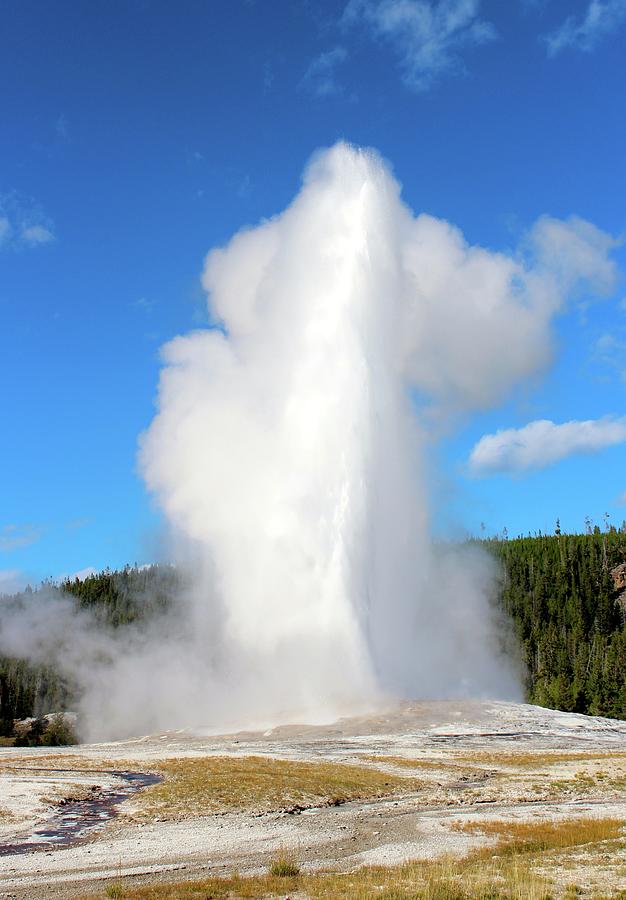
[0,524,42,552]
[301,46,348,97]
[342,0,496,90]
[544,0,626,55]
[0,193,55,250]
[469,417,626,475]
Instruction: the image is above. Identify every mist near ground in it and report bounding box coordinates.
[0,143,617,740]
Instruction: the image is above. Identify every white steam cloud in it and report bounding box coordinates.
[0,143,618,739]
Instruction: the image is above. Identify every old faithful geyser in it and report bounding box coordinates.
[140,142,536,730]
[3,143,614,739]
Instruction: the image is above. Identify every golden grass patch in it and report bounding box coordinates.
[452,751,626,770]
[133,755,422,819]
[453,816,625,858]
[361,755,466,771]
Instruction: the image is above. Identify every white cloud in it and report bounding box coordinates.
[58,566,97,583]
[469,417,626,475]
[301,46,348,97]
[0,569,25,594]
[593,332,626,381]
[0,217,11,246]
[544,0,626,55]
[617,490,626,505]
[0,524,42,552]
[55,114,69,140]
[134,296,156,314]
[342,0,496,91]
[21,223,54,246]
[0,193,55,251]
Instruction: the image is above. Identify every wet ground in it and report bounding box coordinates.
[0,771,161,857]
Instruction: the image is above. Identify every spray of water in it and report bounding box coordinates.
[0,143,617,739]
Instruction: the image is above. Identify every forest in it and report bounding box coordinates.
[489,528,626,718]
[1,530,625,739]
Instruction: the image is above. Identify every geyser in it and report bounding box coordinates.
[2,143,617,739]
[140,142,542,729]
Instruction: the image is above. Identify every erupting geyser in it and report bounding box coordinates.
[3,143,616,739]
[140,142,537,730]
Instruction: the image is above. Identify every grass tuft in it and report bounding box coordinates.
[104,884,126,899]
[267,853,300,877]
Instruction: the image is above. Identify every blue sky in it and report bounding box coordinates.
[2,0,626,587]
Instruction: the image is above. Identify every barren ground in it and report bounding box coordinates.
[1,700,625,898]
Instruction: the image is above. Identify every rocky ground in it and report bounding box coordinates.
[0,700,625,898]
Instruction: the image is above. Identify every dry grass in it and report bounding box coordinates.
[133,755,422,819]
[362,755,465,771]
[85,817,626,899]
[453,815,625,858]
[267,851,300,877]
[85,857,552,899]
[0,753,106,772]
[451,751,626,769]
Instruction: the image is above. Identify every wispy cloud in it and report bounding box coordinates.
[65,517,93,531]
[301,46,348,97]
[617,489,626,505]
[0,524,42,552]
[342,0,496,91]
[0,193,55,251]
[55,114,69,141]
[0,217,11,247]
[58,566,97,583]
[544,0,626,55]
[134,296,156,314]
[592,332,626,381]
[21,223,54,246]
[0,569,25,594]
[469,417,626,475]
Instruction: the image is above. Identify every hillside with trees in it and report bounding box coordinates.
[487,528,626,719]
[0,565,178,737]
[1,531,625,738]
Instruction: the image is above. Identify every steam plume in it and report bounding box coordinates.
[1,144,617,739]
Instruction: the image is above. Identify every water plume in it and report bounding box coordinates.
[2,143,617,739]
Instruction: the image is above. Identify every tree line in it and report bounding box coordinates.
[486,530,626,718]
[0,533,624,738]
